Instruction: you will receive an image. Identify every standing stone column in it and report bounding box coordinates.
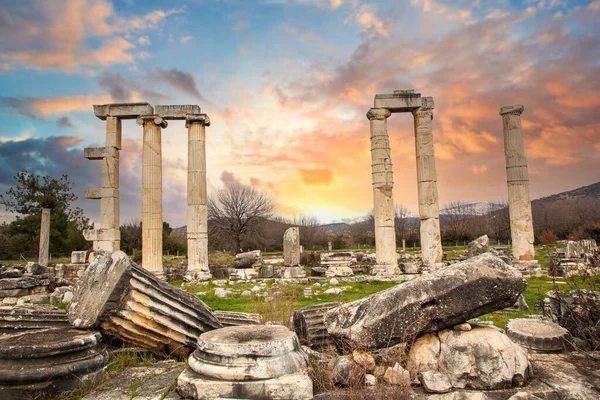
[500,105,535,261]
[38,208,51,266]
[367,108,399,275]
[136,115,168,278]
[413,97,443,266]
[283,227,301,266]
[185,114,211,281]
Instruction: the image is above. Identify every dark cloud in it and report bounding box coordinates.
[220,170,242,187]
[148,68,206,102]
[1,97,40,119]
[56,116,73,128]
[97,71,169,104]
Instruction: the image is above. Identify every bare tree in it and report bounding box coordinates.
[394,204,411,243]
[484,201,510,242]
[208,184,275,253]
[441,200,478,242]
[293,215,323,251]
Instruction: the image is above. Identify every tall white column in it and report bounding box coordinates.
[367,108,399,275]
[185,114,211,281]
[137,115,167,278]
[38,208,50,266]
[500,104,535,261]
[413,98,443,267]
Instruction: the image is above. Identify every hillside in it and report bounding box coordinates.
[534,181,600,203]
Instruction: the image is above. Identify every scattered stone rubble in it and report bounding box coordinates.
[552,239,598,277]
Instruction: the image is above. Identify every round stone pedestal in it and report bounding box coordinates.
[506,318,570,352]
[0,327,109,399]
[0,304,69,333]
[177,325,313,400]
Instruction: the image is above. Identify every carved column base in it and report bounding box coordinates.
[67,251,222,358]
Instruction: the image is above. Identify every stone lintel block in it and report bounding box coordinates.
[421,96,435,110]
[84,147,118,160]
[85,188,119,199]
[374,90,422,112]
[94,103,154,120]
[92,240,120,253]
[136,114,168,128]
[500,104,525,116]
[155,105,201,119]
[186,113,211,127]
[83,228,120,241]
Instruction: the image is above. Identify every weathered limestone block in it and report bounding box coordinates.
[324,254,527,349]
[293,302,341,350]
[280,266,306,279]
[213,311,264,327]
[234,250,262,268]
[409,327,532,390]
[38,208,50,267]
[505,318,570,352]
[500,105,535,261]
[156,104,201,119]
[93,102,153,120]
[0,305,69,331]
[228,268,258,281]
[0,327,109,400]
[70,251,88,264]
[67,251,222,358]
[177,325,312,400]
[320,252,356,267]
[467,235,490,258]
[325,266,354,277]
[374,90,422,111]
[283,227,301,266]
[54,263,87,286]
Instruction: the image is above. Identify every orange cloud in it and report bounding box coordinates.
[471,164,488,174]
[299,168,334,185]
[31,95,112,116]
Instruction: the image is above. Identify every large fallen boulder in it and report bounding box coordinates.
[409,327,532,390]
[324,254,526,349]
[67,251,222,358]
[467,235,489,258]
[234,250,262,268]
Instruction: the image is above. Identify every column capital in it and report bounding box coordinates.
[136,114,168,128]
[412,96,435,118]
[185,113,211,128]
[499,104,524,116]
[366,108,391,121]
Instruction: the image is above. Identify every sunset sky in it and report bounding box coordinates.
[0,0,599,227]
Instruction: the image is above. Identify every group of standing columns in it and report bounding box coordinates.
[367,91,536,272]
[367,90,443,274]
[85,103,212,280]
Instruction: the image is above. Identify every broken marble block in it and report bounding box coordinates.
[0,327,109,400]
[67,251,223,358]
[324,254,527,349]
[177,325,313,400]
[213,310,265,327]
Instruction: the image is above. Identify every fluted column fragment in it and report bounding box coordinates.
[67,251,223,359]
[413,97,443,266]
[137,115,167,278]
[500,105,535,261]
[185,114,211,281]
[367,108,398,275]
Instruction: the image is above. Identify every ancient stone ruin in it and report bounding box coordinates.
[368,90,443,274]
[84,103,212,280]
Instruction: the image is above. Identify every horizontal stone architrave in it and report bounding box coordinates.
[93,103,154,120]
[155,105,201,119]
[84,147,118,160]
[84,188,119,199]
[83,228,120,241]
